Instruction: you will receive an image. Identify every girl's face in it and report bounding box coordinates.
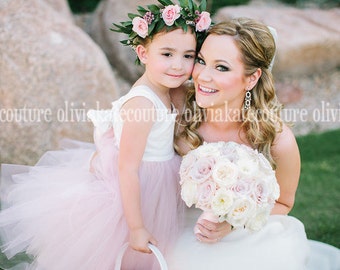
[140,28,196,91]
[192,34,249,111]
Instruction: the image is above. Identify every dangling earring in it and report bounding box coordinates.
[244,90,251,110]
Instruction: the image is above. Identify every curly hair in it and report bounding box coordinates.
[174,17,283,168]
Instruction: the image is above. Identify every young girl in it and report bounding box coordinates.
[0,1,211,269]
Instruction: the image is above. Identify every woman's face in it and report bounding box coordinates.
[192,34,249,111]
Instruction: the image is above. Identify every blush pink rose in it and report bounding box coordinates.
[162,5,181,26]
[196,180,216,210]
[132,17,148,38]
[195,11,211,32]
[189,156,216,184]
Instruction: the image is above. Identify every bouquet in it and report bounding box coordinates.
[179,141,280,232]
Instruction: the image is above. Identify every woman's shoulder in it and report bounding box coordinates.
[272,123,299,159]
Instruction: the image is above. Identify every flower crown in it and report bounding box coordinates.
[111,0,211,64]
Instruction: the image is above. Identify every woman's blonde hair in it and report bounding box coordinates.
[175,17,283,168]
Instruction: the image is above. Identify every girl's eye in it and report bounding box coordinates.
[216,65,229,72]
[196,57,205,65]
[162,53,172,57]
[184,54,195,59]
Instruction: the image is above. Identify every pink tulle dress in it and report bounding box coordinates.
[0,85,184,270]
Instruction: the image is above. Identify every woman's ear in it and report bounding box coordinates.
[247,68,262,90]
[135,44,148,64]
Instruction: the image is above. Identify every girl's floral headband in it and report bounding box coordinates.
[111,0,211,64]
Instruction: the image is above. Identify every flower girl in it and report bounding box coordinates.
[0,0,211,269]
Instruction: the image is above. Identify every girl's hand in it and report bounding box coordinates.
[129,227,158,253]
[195,219,232,243]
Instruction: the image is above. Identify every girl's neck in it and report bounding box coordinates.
[134,76,172,110]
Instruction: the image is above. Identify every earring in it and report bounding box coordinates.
[244,90,251,110]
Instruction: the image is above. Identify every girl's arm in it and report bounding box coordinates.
[118,96,157,253]
[270,123,301,215]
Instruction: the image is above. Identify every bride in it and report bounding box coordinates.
[168,18,339,270]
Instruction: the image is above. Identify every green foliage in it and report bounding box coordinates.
[67,0,251,14]
[68,0,101,13]
[207,0,250,14]
[291,129,340,248]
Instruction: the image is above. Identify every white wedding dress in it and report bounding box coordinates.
[167,208,340,270]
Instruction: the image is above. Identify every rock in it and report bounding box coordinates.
[89,0,159,84]
[213,6,340,78]
[45,0,74,22]
[275,82,303,104]
[0,0,120,165]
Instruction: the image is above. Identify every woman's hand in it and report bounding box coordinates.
[129,227,158,253]
[195,219,232,243]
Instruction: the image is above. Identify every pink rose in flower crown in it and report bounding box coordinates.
[132,17,148,38]
[195,11,211,32]
[162,5,181,26]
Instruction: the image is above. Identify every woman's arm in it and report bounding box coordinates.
[118,96,157,253]
[270,124,301,215]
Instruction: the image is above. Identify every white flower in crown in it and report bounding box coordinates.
[161,4,181,26]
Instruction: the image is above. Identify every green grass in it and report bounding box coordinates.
[1,129,339,268]
[291,128,340,248]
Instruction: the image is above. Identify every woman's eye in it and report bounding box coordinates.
[196,57,205,65]
[216,65,229,72]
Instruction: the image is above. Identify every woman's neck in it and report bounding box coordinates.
[199,111,248,145]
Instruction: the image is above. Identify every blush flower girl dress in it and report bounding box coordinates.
[0,85,184,270]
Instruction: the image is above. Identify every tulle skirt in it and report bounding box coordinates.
[0,133,183,270]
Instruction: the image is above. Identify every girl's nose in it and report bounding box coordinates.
[171,57,183,70]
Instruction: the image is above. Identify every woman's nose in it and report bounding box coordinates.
[196,66,212,82]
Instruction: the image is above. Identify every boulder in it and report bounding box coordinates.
[45,0,74,22]
[89,0,159,84]
[213,6,340,78]
[0,0,120,165]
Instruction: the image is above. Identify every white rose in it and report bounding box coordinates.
[246,208,271,231]
[211,189,234,216]
[181,180,198,207]
[236,155,259,177]
[212,158,239,187]
[196,142,221,158]
[226,197,256,228]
